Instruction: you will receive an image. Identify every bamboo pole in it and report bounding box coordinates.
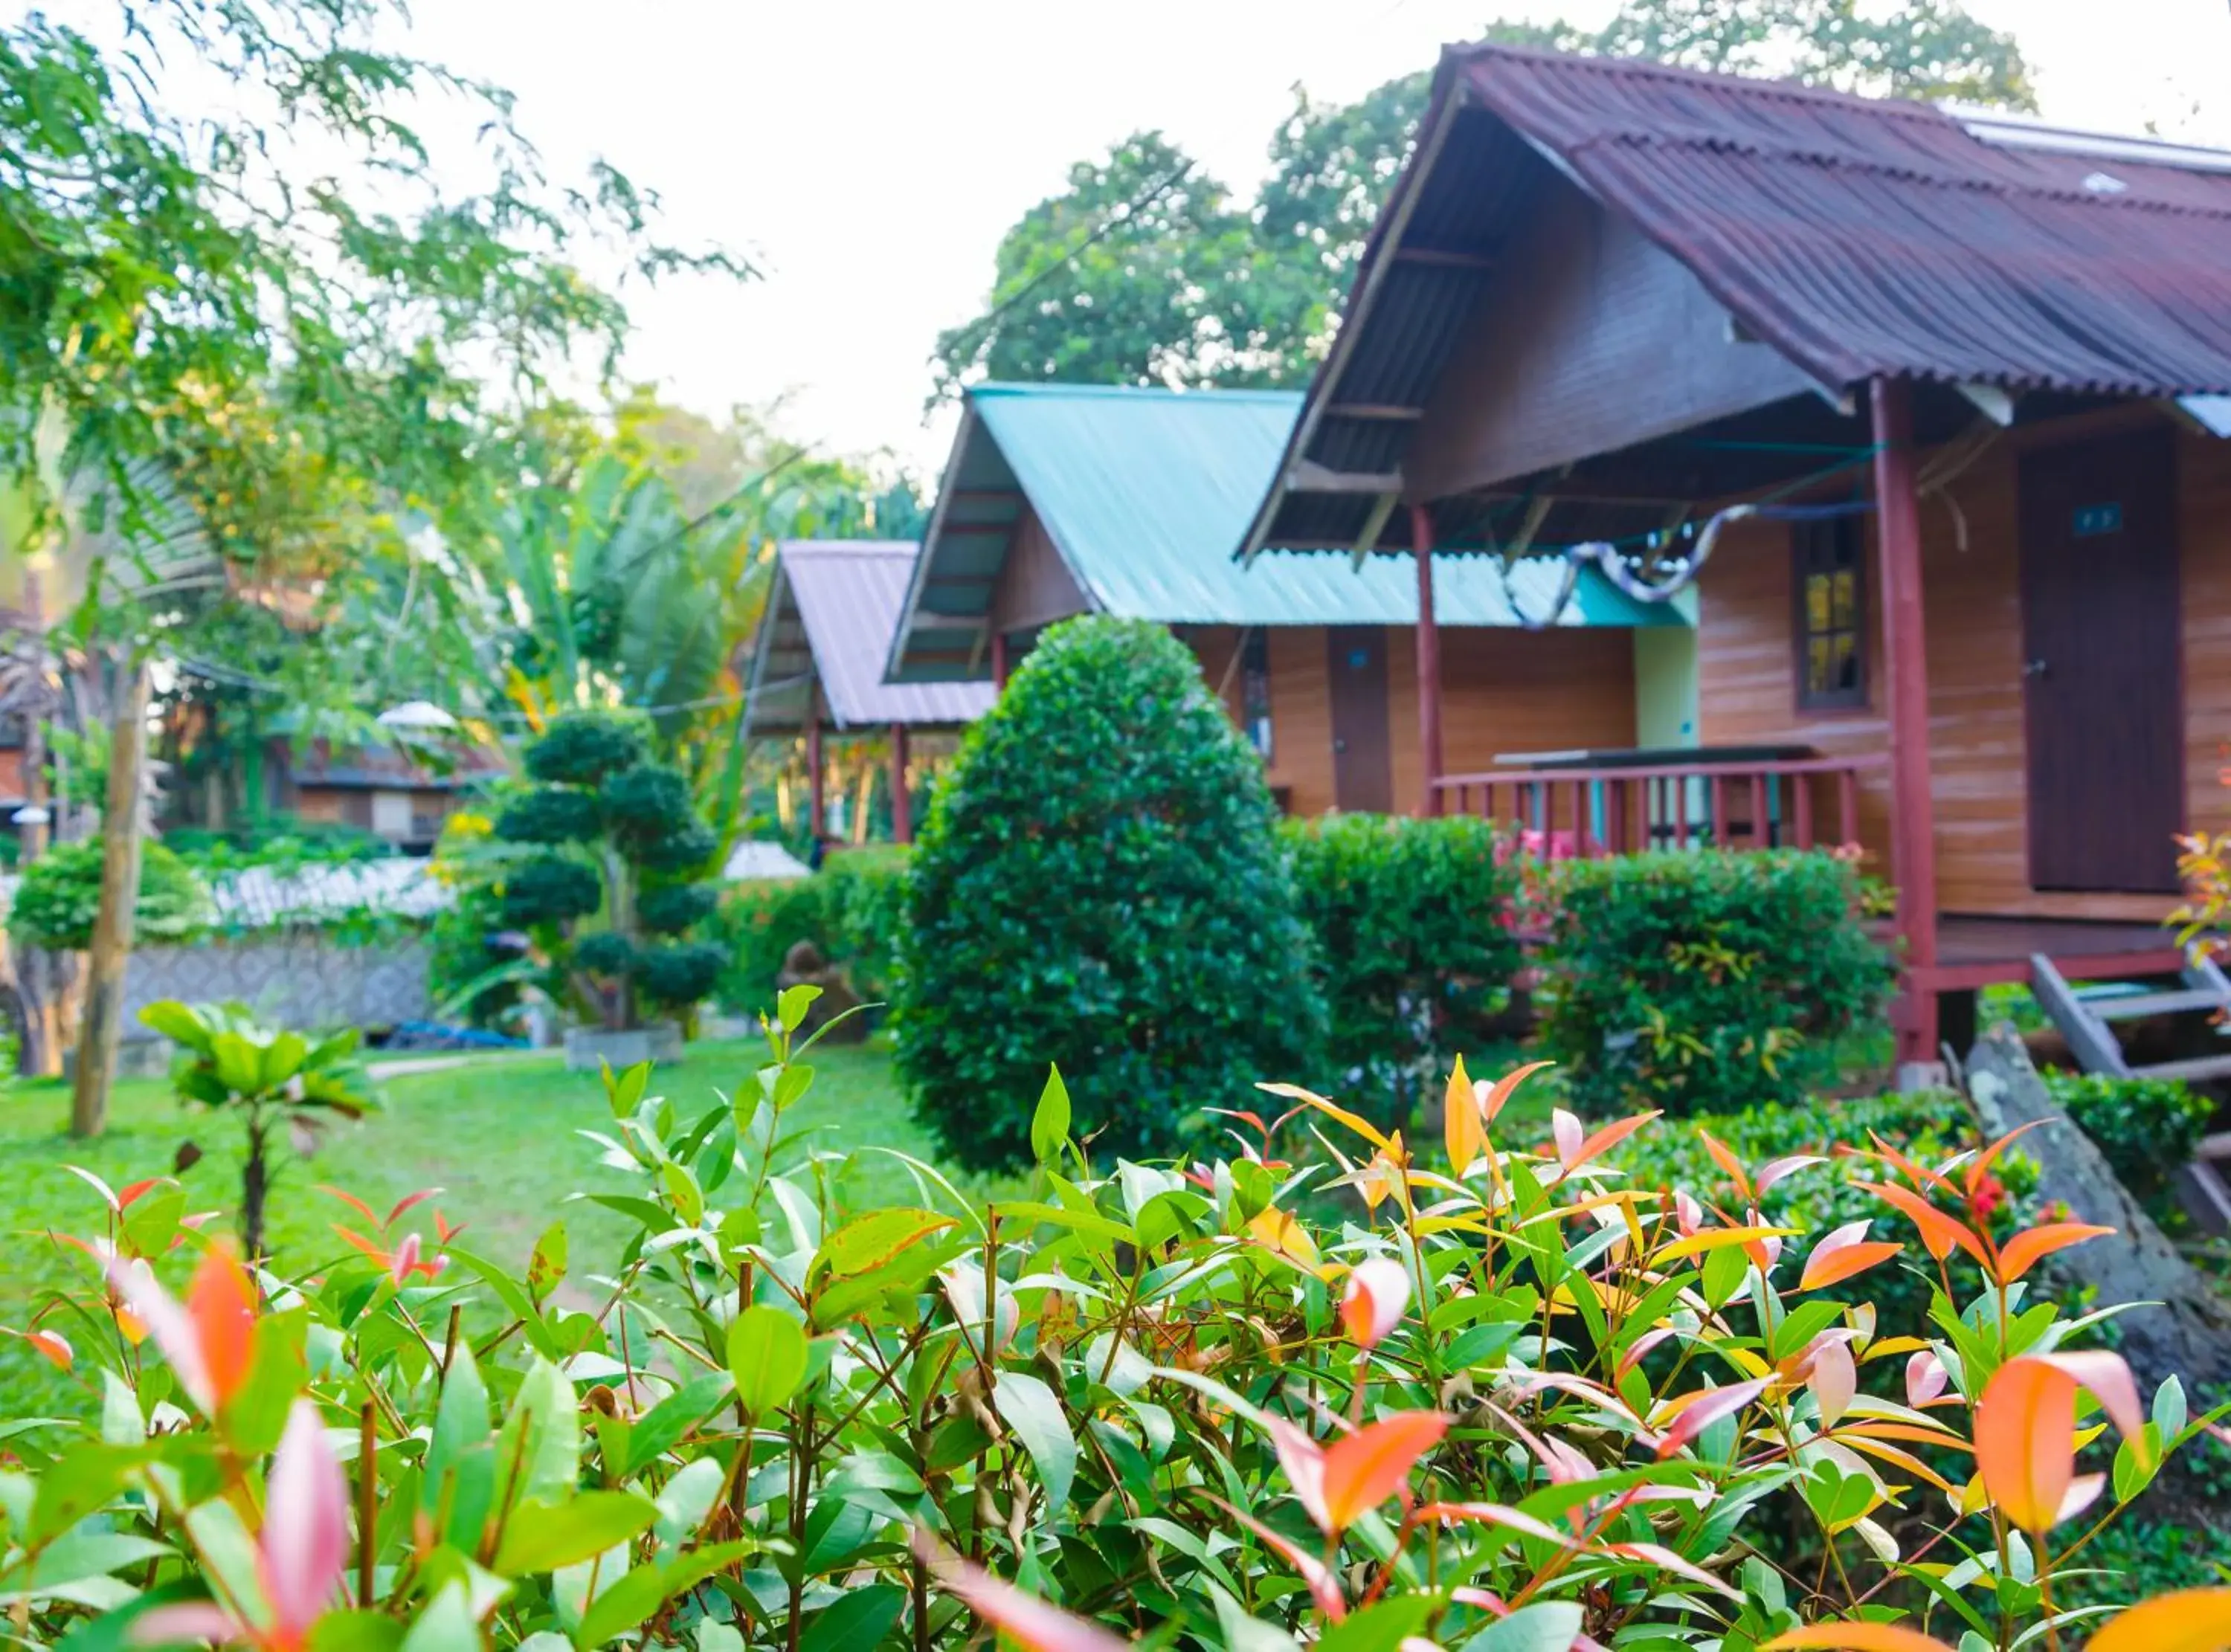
[71,656,150,1138]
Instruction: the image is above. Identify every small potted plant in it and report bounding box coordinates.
[490,709,725,1069]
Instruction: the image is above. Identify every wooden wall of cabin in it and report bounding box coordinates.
[1181,626,1339,817]
[1389,627,1640,809]
[1695,404,2231,923]
[1182,623,1638,819]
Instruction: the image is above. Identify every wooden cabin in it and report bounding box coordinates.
[271,735,503,851]
[886,382,1685,816]
[742,541,995,843]
[1243,41,2231,1072]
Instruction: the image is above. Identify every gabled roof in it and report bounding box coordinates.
[743,542,994,732]
[1246,42,2231,558]
[888,382,1675,683]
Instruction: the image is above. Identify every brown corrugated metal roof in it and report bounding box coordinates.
[1243,42,2231,559]
[743,542,994,733]
[1462,45,2231,399]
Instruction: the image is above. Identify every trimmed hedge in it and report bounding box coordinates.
[717,847,911,1010]
[1282,813,1522,1128]
[2043,1071,2214,1209]
[8,840,210,952]
[895,616,1324,1171]
[1536,850,1893,1116]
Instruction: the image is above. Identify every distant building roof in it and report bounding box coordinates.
[889,383,1674,683]
[743,541,996,733]
[721,839,812,882]
[1248,42,2231,557]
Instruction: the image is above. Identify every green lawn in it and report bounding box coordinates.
[0,1035,991,1414]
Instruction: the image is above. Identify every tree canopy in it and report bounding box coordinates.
[930,0,2032,399]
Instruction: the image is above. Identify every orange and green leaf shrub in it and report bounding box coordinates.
[0,1000,2224,1650]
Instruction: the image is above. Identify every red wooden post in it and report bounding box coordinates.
[889,722,911,844]
[990,630,1010,690]
[1838,769,1859,847]
[1709,775,1726,847]
[1794,772,1815,850]
[1748,773,1766,848]
[1411,503,1444,818]
[1873,376,1940,1068]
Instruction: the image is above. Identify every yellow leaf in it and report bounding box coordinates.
[1248,1207,1320,1269]
[1762,1626,1957,1652]
[1444,1052,1484,1176]
[1655,1225,1799,1265]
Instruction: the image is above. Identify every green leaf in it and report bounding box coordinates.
[799,1581,905,1652]
[1317,1595,1441,1652]
[652,1456,726,1543]
[574,1564,671,1648]
[29,1445,141,1544]
[307,1613,408,1652]
[443,1248,562,1358]
[497,1360,579,1511]
[527,1223,569,1306]
[660,1162,705,1227]
[1457,1603,1585,1652]
[8,1531,168,1593]
[211,1030,264,1097]
[494,1492,660,1575]
[423,1344,495,1549]
[137,1001,212,1054]
[623,1372,734,1477]
[991,1370,1075,1512]
[727,1306,808,1416]
[776,984,820,1033]
[813,1208,956,1280]
[1029,1064,1071,1165]
[605,1061,652,1120]
[401,1584,480,1652]
[1700,1242,1748,1308]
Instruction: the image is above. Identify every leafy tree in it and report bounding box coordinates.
[928,133,1307,402]
[895,616,1325,1170]
[933,1,2031,394]
[0,0,740,1131]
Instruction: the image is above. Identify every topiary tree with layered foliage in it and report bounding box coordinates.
[492,709,724,1030]
[895,616,1325,1169]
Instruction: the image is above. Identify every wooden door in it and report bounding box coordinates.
[1326,627,1393,813]
[2018,427,2183,893]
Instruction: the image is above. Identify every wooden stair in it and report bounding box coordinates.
[2028,949,2231,1082]
[2029,949,2231,1230]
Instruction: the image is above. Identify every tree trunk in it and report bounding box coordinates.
[14,944,77,1079]
[241,1113,269,1262]
[70,658,151,1139]
[1965,1023,2231,1395]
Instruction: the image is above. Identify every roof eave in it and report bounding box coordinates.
[884,403,988,684]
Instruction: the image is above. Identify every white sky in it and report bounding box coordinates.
[94,1,2231,477]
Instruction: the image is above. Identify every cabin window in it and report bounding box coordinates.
[1793,517,1867,710]
[1241,629,1273,763]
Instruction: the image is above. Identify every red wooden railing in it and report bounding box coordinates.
[1432,753,1887,856]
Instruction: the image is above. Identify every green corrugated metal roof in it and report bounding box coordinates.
[889,382,1681,683]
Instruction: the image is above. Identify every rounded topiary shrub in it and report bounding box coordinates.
[1536,849,1894,1117]
[895,616,1325,1171]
